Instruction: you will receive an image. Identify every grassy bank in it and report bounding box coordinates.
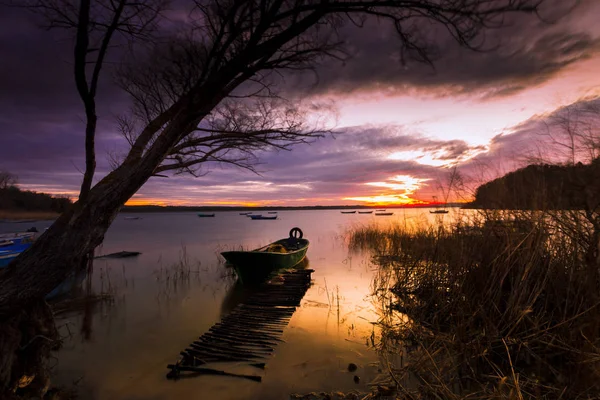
[0,210,59,221]
[350,212,600,398]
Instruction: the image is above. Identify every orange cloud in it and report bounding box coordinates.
[345,175,430,205]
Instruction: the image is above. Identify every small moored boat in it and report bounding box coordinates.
[340,211,356,214]
[250,215,277,220]
[0,250,21,267]
[358,211,373,214]
[197,213,215,218]
[267,211,278,214]
[0,233,87,299]
[221,227,309,284]
[239,212,251,215]
[0,232,36,267]
[0,232,36,260]
[375,212,394,216]
[0,232,35,245]
[430,195,449,214]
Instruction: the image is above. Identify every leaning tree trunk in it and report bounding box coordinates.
[0,73,224,396]
[0,158,154,396]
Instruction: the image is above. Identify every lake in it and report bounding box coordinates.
[1,208,463,399]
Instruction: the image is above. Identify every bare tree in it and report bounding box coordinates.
[23,0,167,201]
[536,100,600,268]
[0,0,548,396]
[0,171,17,189]
[539,99,600,165]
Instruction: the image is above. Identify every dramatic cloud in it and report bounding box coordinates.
[287,0,600,98]
[1,1,599,206]
[122,126,485,205]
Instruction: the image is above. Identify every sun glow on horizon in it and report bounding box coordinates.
[344,174,430,205]
[124,198,270,207]
[124,195,353,207]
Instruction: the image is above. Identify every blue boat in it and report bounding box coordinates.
[0,233,36,266]
[0,232,85,298]
[0,248,87,299]
[0,250,21,267]
[0,232,35,248]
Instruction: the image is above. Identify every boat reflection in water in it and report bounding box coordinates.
[220,227,309,284]
[220,257,310,317]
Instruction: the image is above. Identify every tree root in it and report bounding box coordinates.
[0,301,61,398]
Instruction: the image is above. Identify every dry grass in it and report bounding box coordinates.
[0,210,59,220]
[350,211,600,399]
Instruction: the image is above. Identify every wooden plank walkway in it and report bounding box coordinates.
[166,269,313,382]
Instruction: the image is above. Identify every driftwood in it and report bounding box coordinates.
[206,329,282,344]
[184,349,253,363]
[201,330,280,346]
[166,364,262,382]
[193,340,271,357]
[224,313,292,324]
[94,251,141,259]
[189,343,264,360]
[200,333,274,349]
[212,321,284,333]
[209,323,284,338]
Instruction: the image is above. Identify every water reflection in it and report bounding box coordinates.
[0,209,474,400]
[220,257,311,317]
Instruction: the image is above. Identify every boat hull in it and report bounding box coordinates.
[0,234,35,266]
[249,215,277,220]
[221,238,309,284]
[0,251,20,267]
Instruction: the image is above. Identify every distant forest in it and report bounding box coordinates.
[471,158,600,210]
[0,183,72,213]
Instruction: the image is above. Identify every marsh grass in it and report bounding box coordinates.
[350,211,600,398]
[154,246,203,300]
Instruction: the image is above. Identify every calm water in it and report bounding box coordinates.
[1,208,464,399]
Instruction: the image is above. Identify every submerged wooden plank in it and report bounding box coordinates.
[167,269,313,381]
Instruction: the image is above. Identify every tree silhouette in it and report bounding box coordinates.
[0,0,548,395]
[0,171,17,190]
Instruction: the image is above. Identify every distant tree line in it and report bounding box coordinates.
[0,172,72,213]
[471,158,600,210]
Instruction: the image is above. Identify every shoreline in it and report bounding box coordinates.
[0,210,59,221]
[121,204,465,213]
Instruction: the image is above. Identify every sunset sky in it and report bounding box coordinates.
[1,0,600,206]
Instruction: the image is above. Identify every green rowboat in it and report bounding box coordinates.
[221,227,309,284]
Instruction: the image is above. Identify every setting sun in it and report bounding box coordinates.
[344,175,430,205]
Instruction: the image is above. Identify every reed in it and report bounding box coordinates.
[350,211,600,398]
